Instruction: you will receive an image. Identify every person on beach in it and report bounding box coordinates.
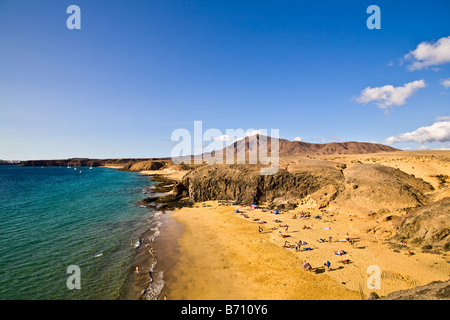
[324,260,331,271]
[259,226,263,233]
[339,259,351,264]
[285,225,289,233]
[302,260,312,272]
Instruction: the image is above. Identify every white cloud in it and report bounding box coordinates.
[212,134,235,142]
[441,78,450,88]
[436,116,450,122]
[405,36,450,71]
[384,120,450,145]
[356,80,426,110]
[211,129,270,143]
[245,129,267,137]
[293,137,304,142]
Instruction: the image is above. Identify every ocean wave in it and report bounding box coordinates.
[141,271,164,300]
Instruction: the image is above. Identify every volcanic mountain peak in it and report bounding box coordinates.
[220,134,399,157]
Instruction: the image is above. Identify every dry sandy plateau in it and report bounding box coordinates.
[151,150,450,300]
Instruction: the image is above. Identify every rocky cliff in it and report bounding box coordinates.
[391,197,450,251]
[173,163,344,205]
[173,160,433,213]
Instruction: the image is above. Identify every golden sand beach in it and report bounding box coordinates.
[157,201,449,300]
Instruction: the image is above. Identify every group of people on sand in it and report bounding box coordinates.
[282,240,311,252]
[245,207,357,274]
[299,212,311,218]
[343,233,358,248]
[301,260,332,272]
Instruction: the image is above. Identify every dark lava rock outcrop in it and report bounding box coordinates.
[173,164,344,206]
[173,162,434,212]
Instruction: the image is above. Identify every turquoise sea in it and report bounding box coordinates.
[0,165,158,300]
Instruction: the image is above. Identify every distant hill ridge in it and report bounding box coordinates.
[212,134,400,158]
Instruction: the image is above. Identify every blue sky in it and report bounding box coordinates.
[0,0,449,159]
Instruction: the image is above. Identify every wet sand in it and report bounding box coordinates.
[159,201,450,300]
[120,223,160,300]
[152,212,185,300]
